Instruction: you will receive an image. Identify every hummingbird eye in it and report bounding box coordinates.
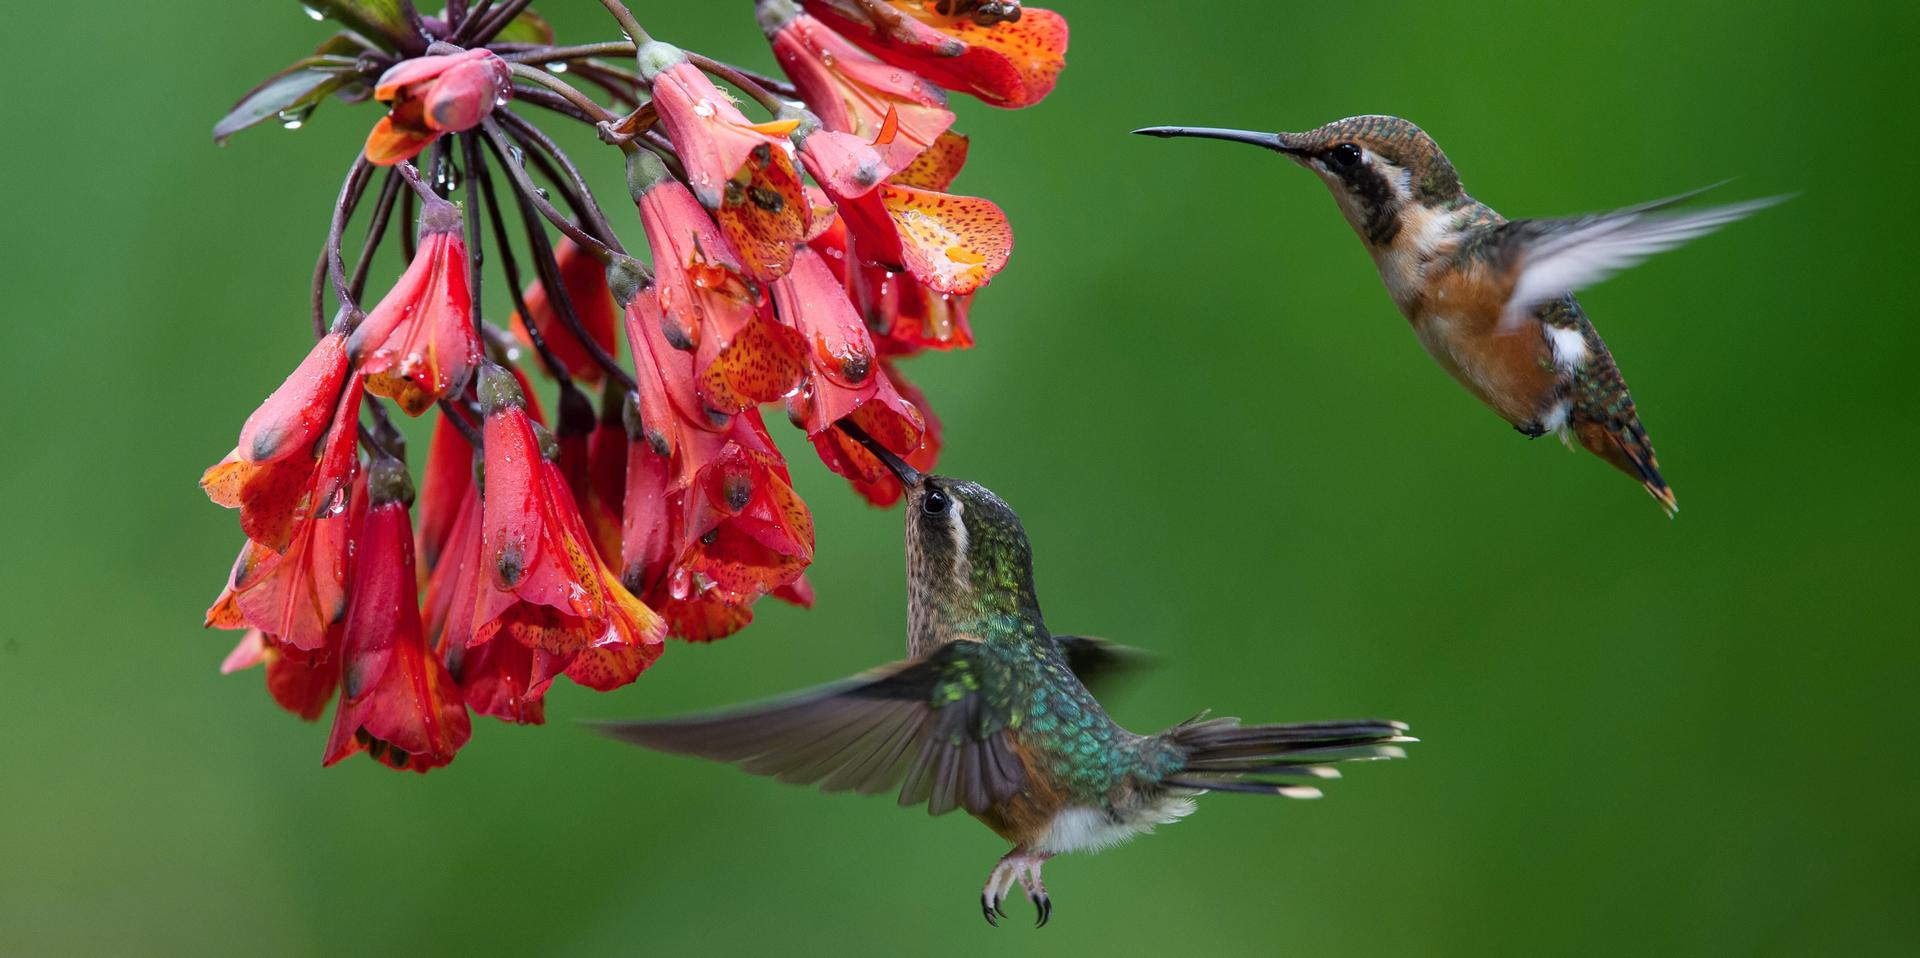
[1326,143,1364,169]
[922,489,951,517]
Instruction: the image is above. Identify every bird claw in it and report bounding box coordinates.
[981,847,1051,927]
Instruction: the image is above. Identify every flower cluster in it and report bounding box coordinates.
[203,0,1066,770]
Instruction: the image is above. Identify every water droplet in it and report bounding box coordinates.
[533,187,549,200]
[693,100,716,118]
[549,61,569,74]
[668,567,692,600]
[301,4,325,21]
[276,107,313,130]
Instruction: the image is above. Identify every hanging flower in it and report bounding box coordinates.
[365,48,513,166]
[797,0,1068,109]
[348,193,481,416]
[323,458,471,771]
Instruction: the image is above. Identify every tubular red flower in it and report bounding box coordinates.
[641,44,809,280]
[623,409,816,642]
[471,366,666,684]
[799,0,1068,109]
[766,6,956,174]
[349,202,481,416]
[202,372,364,552]
[630,152,761,354]
[416,413,476,576]
[323,467,471,772]
[365,49,512,166]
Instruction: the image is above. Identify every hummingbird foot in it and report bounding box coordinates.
[981,847,1054,928]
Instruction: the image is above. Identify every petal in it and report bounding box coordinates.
[773,246,876,389]
[796,129,888,201]
[713,143,810,282]
[890,130,970,191]
[421,52,510,133]
[236,330,350,464]
[800,2,1068,108]
[363,113,438,166]
[265,638,343,721]
[878,183,1011,294]
[697,313,807,413]
[416,413,476,575]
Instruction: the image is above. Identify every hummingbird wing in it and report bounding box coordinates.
[590,642,1024,817]
[1492,189,1787,331]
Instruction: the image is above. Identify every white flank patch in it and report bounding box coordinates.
[1035,798,1198,856]
[1546,325,1591,370]
[1540,400,1572,435]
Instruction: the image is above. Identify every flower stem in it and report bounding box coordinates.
[349,168,403,303]
[459,134,488,340]
[481,126,638,392]
[479,118,620,260]
[326,156,376,323]
[596,0,653,45]
[493,110,621,247]
[468,0,534,45]
[470,133,570,383]
[436,397,483,447]
[508,63,618,125]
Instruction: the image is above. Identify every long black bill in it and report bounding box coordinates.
[836,420,922,488]
[1132,126,1299,154]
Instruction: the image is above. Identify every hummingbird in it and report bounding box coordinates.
[595,425,1413,927]
[1136,116,1784,515]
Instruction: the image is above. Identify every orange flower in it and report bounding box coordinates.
[765,3,956,174]
[640,41,808,280]
[364,49,512,166]
[347,197,481,416]
[799,0,1068,109]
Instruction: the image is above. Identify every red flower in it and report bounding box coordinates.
[639,41,808,281]
[323,459,471,771]
[813,215,975,352]
[201,340,362,552]
[348,197,481,416]
[626,160,806,414]
[765,4,956,174]
[799,0,1068,109]
[622,409,816,642]
[509,238,620,385]
[806,364,929,506]
[365,48,512,166]
[471,365,666,690]
[422,474,556,725]
[832,180,1012,295]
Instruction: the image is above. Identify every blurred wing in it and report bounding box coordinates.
[1496,189,1786,331]
[1053,634,1153,693]
[592,642,1023,817]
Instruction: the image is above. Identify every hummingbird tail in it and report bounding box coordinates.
[1161,717,1414,799]
[1574,416,1677,517]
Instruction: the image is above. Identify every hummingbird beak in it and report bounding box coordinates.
[1132,126,1303,155]
[835,420,923,489]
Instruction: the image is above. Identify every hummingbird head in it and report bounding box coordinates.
[1135,115,1463,249]
[838,423,1043,649]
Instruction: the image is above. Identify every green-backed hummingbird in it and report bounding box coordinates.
[596,426,1413,926]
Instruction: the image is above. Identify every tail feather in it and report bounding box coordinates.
[1165,717,1411,799]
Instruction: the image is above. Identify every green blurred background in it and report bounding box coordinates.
[3,1,1915,954]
